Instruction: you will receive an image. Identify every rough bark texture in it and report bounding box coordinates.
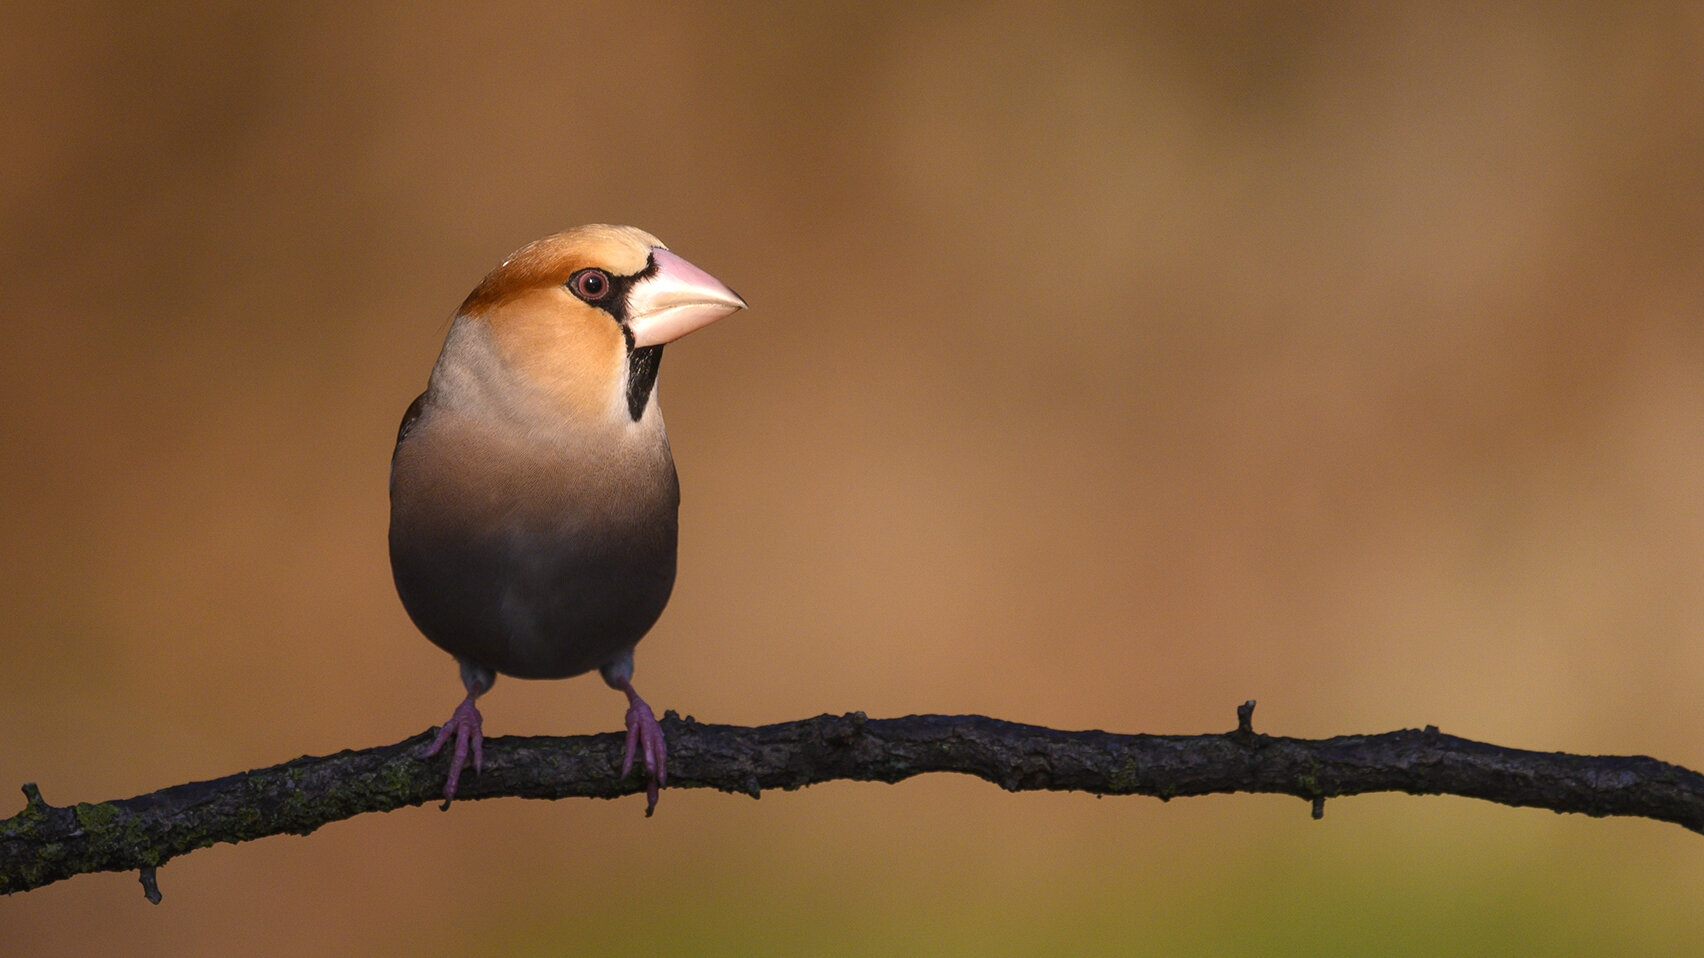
[5,704,1702,900]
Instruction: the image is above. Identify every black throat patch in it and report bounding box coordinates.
[626,344,663,421]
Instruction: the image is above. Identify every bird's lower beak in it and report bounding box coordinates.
[626,248,747,348]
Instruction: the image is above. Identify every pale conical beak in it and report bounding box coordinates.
[626,248,747,348]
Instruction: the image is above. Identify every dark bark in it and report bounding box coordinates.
[5,704,1702,900]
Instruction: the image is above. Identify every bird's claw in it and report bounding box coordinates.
[421,695,484,809]
[621,693,667,816]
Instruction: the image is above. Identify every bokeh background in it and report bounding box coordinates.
[5,3,1703,955]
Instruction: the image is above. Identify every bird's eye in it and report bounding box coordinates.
[570,269,611,302]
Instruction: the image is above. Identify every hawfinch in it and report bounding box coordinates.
[389,225,745,813]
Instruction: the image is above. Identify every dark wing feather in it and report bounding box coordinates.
[391,393,427,483]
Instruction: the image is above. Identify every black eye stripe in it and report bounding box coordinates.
[564,253,659,323]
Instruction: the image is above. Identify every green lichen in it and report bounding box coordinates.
[73,801,119,831]
[72,800,160,859]
[1109,758,1143,793]
[1294,771,1322,798]
[379,759,417,794]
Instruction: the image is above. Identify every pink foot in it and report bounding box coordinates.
[616,680,668,816]
[420,695,483,809]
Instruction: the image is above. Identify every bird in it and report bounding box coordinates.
[389,224,745,814]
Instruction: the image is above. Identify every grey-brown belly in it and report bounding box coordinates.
[391,506,678,679]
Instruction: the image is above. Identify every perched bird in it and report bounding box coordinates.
[389,224,745,813]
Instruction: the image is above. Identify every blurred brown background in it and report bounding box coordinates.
[4,3,1702,955]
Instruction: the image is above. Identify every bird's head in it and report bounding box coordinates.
[445,224,746,424]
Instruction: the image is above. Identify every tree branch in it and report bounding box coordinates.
[6,703,1702,900]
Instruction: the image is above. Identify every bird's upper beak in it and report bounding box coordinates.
[625,248,747,348]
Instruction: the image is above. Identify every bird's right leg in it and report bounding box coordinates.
[420,660,495,809]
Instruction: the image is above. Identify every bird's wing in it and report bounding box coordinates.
[394,392,427,450]
[391,392,429,486]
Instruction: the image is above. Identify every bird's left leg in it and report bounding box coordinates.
[600,652,667,816]
[420,660,495,809]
